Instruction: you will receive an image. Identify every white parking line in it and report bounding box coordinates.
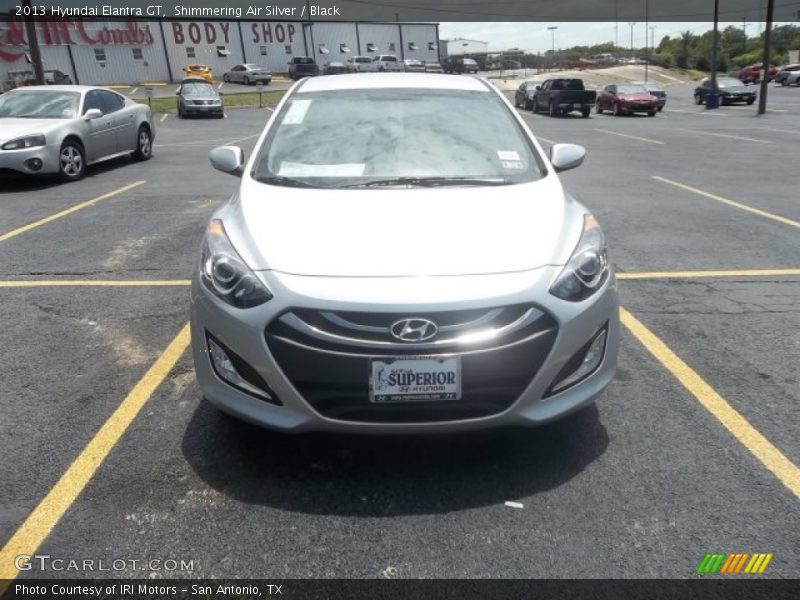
[129,87,139,95]
[725,105,788,113]
[593,129,665,145]
[265,107,274,112]
[681,129,770,144]
[217,82,224,91]
[759,127,800,136]
[159,114,168,123]
[666,108,728,117]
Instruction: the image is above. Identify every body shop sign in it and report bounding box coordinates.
[0,17,154,61]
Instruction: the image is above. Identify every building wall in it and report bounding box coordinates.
[1,18,439,85]
[239,21,306,72]
[356,23,402,58]
[399,24,440,62]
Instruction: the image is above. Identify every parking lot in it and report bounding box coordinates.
[0,82,798,580]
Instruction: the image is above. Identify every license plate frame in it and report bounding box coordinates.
[369,356,462,403]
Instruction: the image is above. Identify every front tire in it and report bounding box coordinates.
[647,110,656,117]
[243,76,250,85]
[58,140,85,182]
[596,100,603,114]
[524,99,532,111]
[613,102,621,116]
[132,125,152,161]
[581,107,591,118]
[746,97,755,105]
[549,101,558,117]
[695,93,702,105]
[223,74,229,83]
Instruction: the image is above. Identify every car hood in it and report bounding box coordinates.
[226,175,579,277]
[0,118,68,143]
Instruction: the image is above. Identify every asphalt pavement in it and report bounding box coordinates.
[0,83,798,580]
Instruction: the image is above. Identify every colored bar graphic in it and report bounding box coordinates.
[700,552,773,575]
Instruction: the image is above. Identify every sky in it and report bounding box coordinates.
[438,22,772,53]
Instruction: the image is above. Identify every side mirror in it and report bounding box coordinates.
[209,145,245,177]
[535,85,541,90]
[550,143,586,173]
[84,108,103,120]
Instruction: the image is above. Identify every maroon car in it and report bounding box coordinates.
[738,64,779,84]
[596,84,658,116]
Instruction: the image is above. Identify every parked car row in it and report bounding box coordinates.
[288,55,446,79]
[514,79,669,117]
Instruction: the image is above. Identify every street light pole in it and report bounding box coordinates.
[547,26,558,71]
[629,22,636,58]
[644,0,649,83]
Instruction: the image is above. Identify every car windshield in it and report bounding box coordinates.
[464,59,478,65]
[355,57,371,63]
[718,79,741,88]
[617,85,647,93]
[245,64,261,69]
[254,88,544,188]
[295,57,314,64]
[182,83,216,97]
[0,90,80,119]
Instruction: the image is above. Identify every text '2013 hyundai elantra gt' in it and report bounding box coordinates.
[190,73,619,434]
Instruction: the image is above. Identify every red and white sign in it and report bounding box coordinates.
[0,17,154,62]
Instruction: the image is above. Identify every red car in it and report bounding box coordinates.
[595,83,658,116]
[738,64,779,84]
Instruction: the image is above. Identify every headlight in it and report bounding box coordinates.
[200,219,273,308]
[549,214,609,302]
[2,134,46,150]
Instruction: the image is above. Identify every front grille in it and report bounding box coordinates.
[266,305,558,423]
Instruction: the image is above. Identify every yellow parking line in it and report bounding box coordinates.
[0,323,191,587]
[617,269,800,280]
[620,308,800,500]
[0,280,190,288]
[593,129,665,145]
[0,181,146,243]
[653,176,800,229]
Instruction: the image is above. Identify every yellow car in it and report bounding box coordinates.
[182,64,213,83]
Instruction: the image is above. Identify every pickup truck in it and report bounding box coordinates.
[287,57,320,80]
[532,78,597,118]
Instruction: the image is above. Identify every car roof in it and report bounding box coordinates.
[298,73,490,93]
[9,85,99,93]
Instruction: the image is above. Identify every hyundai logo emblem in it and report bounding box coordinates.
[390,318,439,342]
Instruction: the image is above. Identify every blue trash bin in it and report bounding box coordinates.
[705,91,720,109]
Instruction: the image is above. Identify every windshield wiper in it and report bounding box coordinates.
[344,176,508,188]
[253,175,317,188]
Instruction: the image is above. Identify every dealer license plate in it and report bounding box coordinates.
[369,357,461,403]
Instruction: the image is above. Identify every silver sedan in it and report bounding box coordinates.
[191,73,618,434]
[0,85,154,181]
[222,64,272,85]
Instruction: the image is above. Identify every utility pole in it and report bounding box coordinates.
[22,0,45,85]
[742,17,748,38]
[710,0,720,104]
[615,0,619,47]
[758,0,775,115]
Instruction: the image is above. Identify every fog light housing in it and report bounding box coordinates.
[25,158,43,171]
[206,334,281,404]
[545,325,607,397]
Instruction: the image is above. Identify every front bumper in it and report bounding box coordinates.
[620,101,657,112]
[190,267,619,434]
[0,142,61,176]
[182,103,224,115]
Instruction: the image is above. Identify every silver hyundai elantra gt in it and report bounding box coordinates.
[190,73,619,434]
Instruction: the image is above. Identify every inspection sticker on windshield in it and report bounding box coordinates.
[497,150,520,161]
[282,99,311,124]
[370,357,461,403]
